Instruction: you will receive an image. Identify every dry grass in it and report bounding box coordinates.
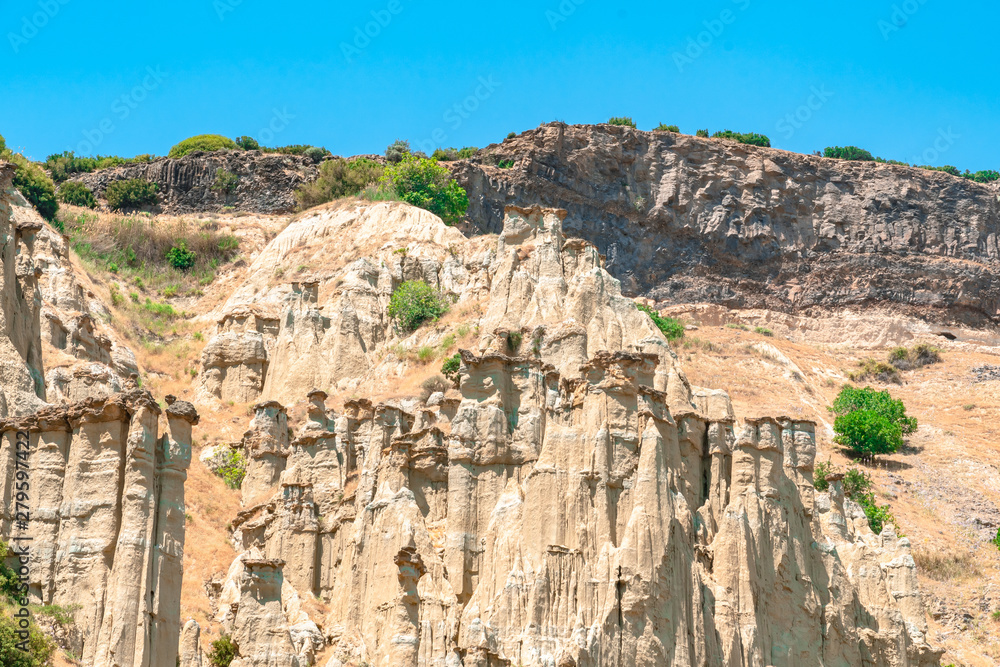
[913,548,983,582]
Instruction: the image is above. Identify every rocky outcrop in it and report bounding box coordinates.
[73,150,319,214]
[179,620,203,667]
[452,123,1000,326]
[212,204,941,667]
[0,388,198,667]
[0,161,46,416]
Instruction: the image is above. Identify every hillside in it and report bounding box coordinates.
[3,124,1000,666]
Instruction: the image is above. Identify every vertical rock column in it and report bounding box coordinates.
[149,398,198,667]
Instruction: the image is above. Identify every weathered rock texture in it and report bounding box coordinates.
[0,161,46,416]
[215,205,941,666]
[451,123,1000,326]
[0,389,198,667]
[74,150,319,214]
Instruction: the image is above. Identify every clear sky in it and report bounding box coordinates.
[2,0,996,170]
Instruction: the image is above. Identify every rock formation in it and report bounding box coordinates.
[212,204,942,666]
[0,162,46,417]
[451,123,1000,326]
[0,388,198,667]
[73,150,320,214]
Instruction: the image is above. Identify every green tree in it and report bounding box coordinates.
[208,634,238,667]
[441,353,461,386]
[608,117,637,128]
[168,134,239,158]
[295,157,385,210]
[234,136,260,150]
[1,150,59,222]
[388,281,449,332]
[832,386,916,459]
[379,155,469,225]
[712,130,771,147]
[824,146,875,161]
[385,139,411,163]
[654,123,680,132]
[57,181,97,208]
[105,179,159,211]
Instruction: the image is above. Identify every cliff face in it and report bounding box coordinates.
[451,124,1000,326]
[0,390,198,667]
[209,203,941,667]
[74,151,319,214]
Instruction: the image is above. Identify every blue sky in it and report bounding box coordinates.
[2,0,996,170]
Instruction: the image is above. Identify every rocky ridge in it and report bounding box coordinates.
[451,123,1000,327]
[202,202,942,666]
[73,150,319,214]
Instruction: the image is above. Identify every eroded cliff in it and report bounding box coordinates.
[451,123,1000,326]
[206,203,941,667]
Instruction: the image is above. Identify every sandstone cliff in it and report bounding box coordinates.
[0,161,46,416]
[74,151,319,214]
[451,124,1000,327]
[0,389,198,666]
[208,203,941,667]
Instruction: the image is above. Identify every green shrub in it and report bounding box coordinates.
[993,528,1000,551]
[888,344,941,371]
[824,146,875,161]
[208,634,238,667]
[295,157,385,210]
[379,155,469,225]
[654,124,680,133]
[753,327,773,337]
[216,450,246,490]
[105,179,158,211]
[234,136,260,150]
[388,280,448,331]
[813,460,836,492]
[433,148,459,161]
[844,467,896,534]
[0,134,5,153]
[712,130,771,147]
[57,181,96,208]
[608,117,637,128]
[168,134,239,158]
[963,169,1000,183]
[441,353,461,386]
[0,541,23,602]
[211,169,239,195]
[507,132,517,139]
[497,159,515,169]
[166,242,197,271]
[636,303,685,341]
[917,165,961,176]
[1,151,59,222]
[696,129,709,138]
[850,358,901,384]
[874,157,909,166]
[832,386,916,459]
[507,331,523,353]
[0,610,55,667]
[303,146,327,163]
[44,151,156,182]
[385,139,410,164]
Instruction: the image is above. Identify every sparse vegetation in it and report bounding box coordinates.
[294,157,384,209]
[216,450,246,490]
[753,327,773,337]
[711,130,771,147]
[432,147,478,161]
[0,541,56,667]
[608,117,637,128]
[824,146,875,161]
[636,303,685,341]
[913,549,982,581]
[105,179,159,211]
[379,155,469,225]
[1,149,59,222]
[420,376,450,401]
[696,129,709,138]
[442,353,461,387]
[497,159,515,169]
[385,139,410,164]
[57,180,97,208]
[831,386,916,460]
[168,134,239,158]
[211,168,239,195]
[166,242,197,271]
[849,358,901,384]
[844,467,898,534]
[208,634,238,667]
[387,280,449,332]
[507,331,523,353]
[888,344,941,371]
[813,460,836,491]
[654,123,680,133]
[44,151,155,182]
[726,323,750,331]
[234,136,260,150]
